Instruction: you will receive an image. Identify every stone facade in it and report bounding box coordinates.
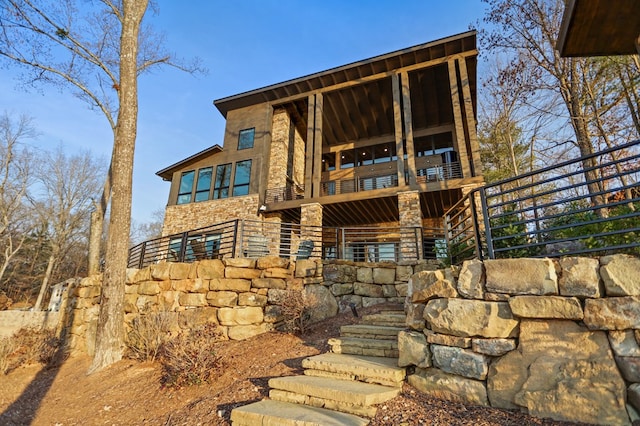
[398,190,423,259]
[400,254,640,426]
[162,194,260,235]
[67,256,440,356]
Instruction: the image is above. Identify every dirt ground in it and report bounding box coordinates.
[0,306,586,426]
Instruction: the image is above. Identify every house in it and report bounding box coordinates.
[155,31,483,262]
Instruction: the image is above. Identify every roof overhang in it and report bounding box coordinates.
[213,30,477,117]
[156,144,223,180]
[557,0,640,57]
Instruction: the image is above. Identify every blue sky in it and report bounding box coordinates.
[1,1,487,224]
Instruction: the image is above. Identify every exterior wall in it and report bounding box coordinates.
[401,254,640,425]
[162,194,260,236]
[65,257,441,355]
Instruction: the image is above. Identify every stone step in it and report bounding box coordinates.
[269,375,400,417]
[340,324,404,340]
[360,312,406,327]
[302,353,405,387]
[230,399,369,426]
[328,337,399,358]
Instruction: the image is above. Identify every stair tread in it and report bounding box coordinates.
[328,337,398,349]
[303,353,405,382]
[269,375,400,406]
[230,399,369,426]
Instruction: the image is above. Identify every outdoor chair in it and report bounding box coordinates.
[189,239,209,260]
[295,240,314,260]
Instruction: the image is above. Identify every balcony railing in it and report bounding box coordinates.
[128,219,435,269]
[320,173,399,196]
[265,183,305,204]
[415,161,462,183]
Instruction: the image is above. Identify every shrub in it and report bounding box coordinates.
[125,312,174,362]
[159,322,224,388]
[0,328,63,374]
[274,289,318,334]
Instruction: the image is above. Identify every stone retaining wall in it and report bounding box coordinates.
[67,257,440,355]
[399,254,640,426]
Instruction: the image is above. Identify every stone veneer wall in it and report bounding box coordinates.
[162,194,261,236]
[400,254,640,426]
[66,256,440,356]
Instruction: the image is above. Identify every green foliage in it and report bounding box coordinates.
[544,201,640,255]
[490,205,540,258]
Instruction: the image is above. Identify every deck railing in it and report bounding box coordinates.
[444,139,640,264]
[129,219,437,269]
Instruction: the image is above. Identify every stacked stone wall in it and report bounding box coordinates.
[67,257,440,356]
[400,254,640,425]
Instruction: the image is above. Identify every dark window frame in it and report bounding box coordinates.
[238,128,255,150]
[177,170,195,204]
[232,159,252,196]
[213,163,232,200]
[194,167,213,202]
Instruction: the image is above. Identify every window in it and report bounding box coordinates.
[177,170,195,204]
[238,128,255,150]
[322,153,336,171]
[373,143,396,163]
[233,160,252,196]
[357,148,373,167]
[195,167,212,202]
[213,163,231,199]
[340,149,355,169]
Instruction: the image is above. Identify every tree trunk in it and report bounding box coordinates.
[88,207,103,275]
[89,0,148,374]
[34,253,56,311]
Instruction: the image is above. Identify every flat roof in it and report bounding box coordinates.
[557,0,640,57]
[213,31,477,117]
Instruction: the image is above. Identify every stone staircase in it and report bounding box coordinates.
[230,306,407,425]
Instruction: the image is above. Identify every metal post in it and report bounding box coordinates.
[479,187,494,259]
[238,219,245,258]
[138,242,146,269]
[341,227,346,260]
[231,219,239,258]
[179,232,189,262]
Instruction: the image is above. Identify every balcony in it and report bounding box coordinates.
[415,161,462,183]
[265,183,305,204]
[320,173,399,196]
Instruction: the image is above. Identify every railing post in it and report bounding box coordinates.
[138,241,146,269]
[238,219,245,258]
[479,188,494,259]
[341,227,346,260]
[179,232,189,262]
[231,219,239,258]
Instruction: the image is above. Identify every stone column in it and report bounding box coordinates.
[300,202,323,259]
[268,108,291,192]
[398,190,423,260]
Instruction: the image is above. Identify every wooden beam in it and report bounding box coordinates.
[305,94,316,198]
[458,58,482,176]
[448,59,471,178]
[392,72,406,186]
[312,93,323,198]
[401,71,417,187]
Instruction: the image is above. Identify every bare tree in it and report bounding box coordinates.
[0,0,200,372]
[480,0,635,211]
[130,208,164,246]
[0,112,37,287]
[32,147,104,310]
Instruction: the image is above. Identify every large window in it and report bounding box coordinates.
[233,160,252,196]
[177,170,195,204]
[238,128,255,150]
[195,167,212,202]
[213,163,231,199]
